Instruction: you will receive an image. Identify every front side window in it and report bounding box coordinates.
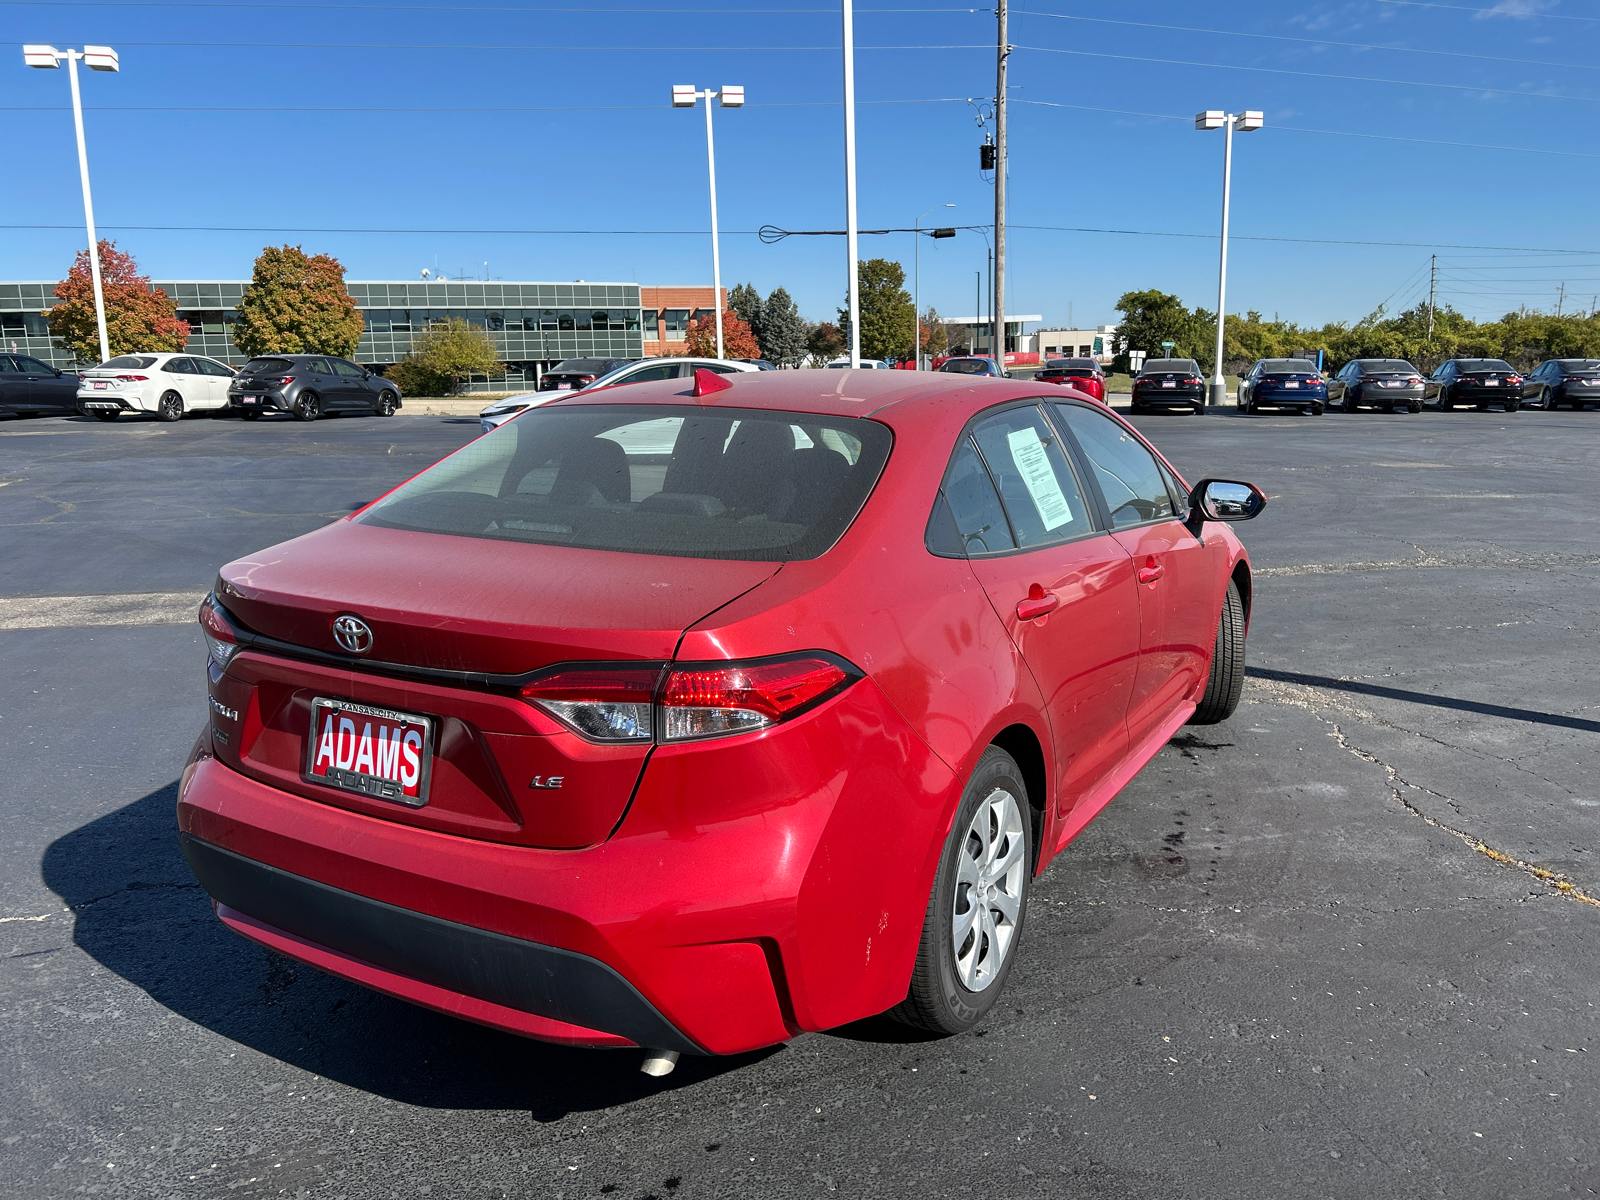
[357,404,892,562]
[331,359,364,378]
[969,407,1093,548]
[197,358,235,377]
[1053,403,1178,529]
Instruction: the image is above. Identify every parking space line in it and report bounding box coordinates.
[0,591,206,631]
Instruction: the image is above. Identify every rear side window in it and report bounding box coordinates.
[1053,403,1179,528]
[242,357,292,374]
[357,404,892,562]
[968,407,1093,547]
[932,436,1015,556]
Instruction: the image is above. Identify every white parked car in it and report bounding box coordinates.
[478,357,759,433]
[77,352,237,421]
[824,358,890,369]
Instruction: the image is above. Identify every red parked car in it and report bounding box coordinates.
[1036,357,1106,402]
[178,369,1264,1071]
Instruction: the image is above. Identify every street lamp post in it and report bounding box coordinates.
[842,0,860,368]
[672,83,744,360]
[25,44,119,364]
[1195,109,1262,407]
[912,204,954,370]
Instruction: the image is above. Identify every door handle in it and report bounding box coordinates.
[1016,585,1060,622]
[1138,558,1165,585]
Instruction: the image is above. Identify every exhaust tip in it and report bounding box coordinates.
[640,1049,680,1077]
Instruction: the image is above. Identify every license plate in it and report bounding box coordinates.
[1284,381,1300,388]
[1381,381,1398,387]
[555,382,573,390]
[93,381,108,390]
[1161,381,1176,388]
[305,697,433,806]
[1484,379,1499,386]
[243,397,258,404]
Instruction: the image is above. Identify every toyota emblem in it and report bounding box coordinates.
[332,615,374,655]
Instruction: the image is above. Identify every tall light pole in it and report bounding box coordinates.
[993,0,1009,373]
[913,204,954,369]
[25,44,119,365]
[842,0,860,367]
[672,83,744,360]
[1195,109,1262,407]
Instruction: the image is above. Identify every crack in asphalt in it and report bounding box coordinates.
[68,881,202,911]
[1256,546,1600,578]
[1245,683,1600,910]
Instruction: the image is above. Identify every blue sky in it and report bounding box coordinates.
[8,0,1600,330]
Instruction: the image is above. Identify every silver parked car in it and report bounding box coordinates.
[478,358,758,433]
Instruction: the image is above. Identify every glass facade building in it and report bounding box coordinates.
[0,280,646,392]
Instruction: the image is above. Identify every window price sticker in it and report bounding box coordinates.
[1007,428,1073,531]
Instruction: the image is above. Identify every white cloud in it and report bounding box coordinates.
[1474,0,1557,19]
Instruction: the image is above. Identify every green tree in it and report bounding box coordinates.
[233,244,363,358]
[805,320,845,365]
[386,318,500,396]
[839,258,915,362]
[918,305,950,361]
[50,240,188,363]
[728,282,762,329]
[1111,289,1198,372]
[757,286,807,367]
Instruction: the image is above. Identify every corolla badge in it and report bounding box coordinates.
[332,615,374,655]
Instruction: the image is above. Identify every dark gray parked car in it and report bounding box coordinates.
[0,353,79,417]
[228,355,401,421]
[1327,358,1424,413]
[1521,359,1600,410]
[537,358,639,392]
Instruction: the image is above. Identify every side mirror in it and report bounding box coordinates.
[1190,478,1266,522]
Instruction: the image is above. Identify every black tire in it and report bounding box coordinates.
[294,391,321,421]
[1438,389,1452,411]
[240,409,261,421]
[1506,399,1520,413]
[157,391,184,422]
[1541,387,1552,409]
[890,746,1032,1035]
[91,409,120,423]
[1344,390,1360,413]
[1310,402,1324,415]
[1476,402,1488,412]
[376,391,398,416]
[1407,400,1421,413]
[1192,403,1205,416]
[1189,579,1246,726]
[1381,402,1394,413]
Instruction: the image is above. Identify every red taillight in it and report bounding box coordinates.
[521,665,663,742]
[662,655,853,741]
[519,654,859,743]
[1407,376,1422,384]
[115,374,148,381]
[198,593,239,670]
[1507,375,1522,384]
[1185,377,1204,385]
[578,375,597,385]
[273,377,295,386]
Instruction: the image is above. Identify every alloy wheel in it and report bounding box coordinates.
[377,392,397,416]
[951,787,1026,992]
[296,392,320,421]
[157,392,183,422]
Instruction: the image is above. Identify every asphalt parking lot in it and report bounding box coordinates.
[2,404,1596,1199]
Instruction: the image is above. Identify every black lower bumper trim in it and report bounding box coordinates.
[179,833,700,1053]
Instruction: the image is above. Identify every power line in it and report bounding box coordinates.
[0,0,972,8]
[1011,9,1600,73]
[12,221,1600,255]
[1014,44,1600,106]
[1373,0,1600,21]
[8,39,988,51]
[0,97,971,113]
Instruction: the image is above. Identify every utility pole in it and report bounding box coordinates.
[1426,253,1436,340]
[993,0,1008,371]
[842,0,860,367]
[1557,282,1566,316]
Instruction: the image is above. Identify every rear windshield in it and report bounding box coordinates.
[1139,360,1198,375]
[939,359,992,374]
[1458,359,1513,372]
[1048,358,1098,370]
[241,357,293,374]
[1558,360,1600,370]
[357,404,893,562]
[1359,360,1416,373]
[99,355,157,369]
[1261,359,1319,374]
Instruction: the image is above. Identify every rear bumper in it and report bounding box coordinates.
[1132,389,1205,406]
[77,391,153,412]
[1251,390,1325,407]
[1351,386,1422,403]
[176,675,959,1054]
[231,393,290,411]
[181,832,695,1051]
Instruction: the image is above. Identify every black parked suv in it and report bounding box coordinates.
[1130,358,1206,414]
[228,355,401,421]
[1425,359,1522,412]
[1521,359,1600,410]
[0,353,79,417]
[1327,358,1424,413]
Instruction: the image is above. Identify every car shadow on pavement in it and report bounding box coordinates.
[41,780,776,1120]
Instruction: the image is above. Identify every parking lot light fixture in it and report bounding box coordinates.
[672,84,743,360]
[25,44,119,364]
[1195,109,1263,407]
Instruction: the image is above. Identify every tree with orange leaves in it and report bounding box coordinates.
[684,308,760,359]
[50,241,188,364]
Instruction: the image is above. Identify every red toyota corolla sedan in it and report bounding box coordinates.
[178,368,1264,1072]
